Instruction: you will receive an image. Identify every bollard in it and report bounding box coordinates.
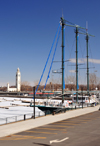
[24,114,26,120]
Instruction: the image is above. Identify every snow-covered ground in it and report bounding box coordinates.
[0,97,44,125]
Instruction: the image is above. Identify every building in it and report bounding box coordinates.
[7,68,21,92]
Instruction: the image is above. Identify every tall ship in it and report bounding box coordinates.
[30,16,99,115]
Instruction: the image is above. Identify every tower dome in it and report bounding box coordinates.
[17,68,20,72]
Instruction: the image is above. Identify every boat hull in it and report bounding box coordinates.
[34,105,71,114]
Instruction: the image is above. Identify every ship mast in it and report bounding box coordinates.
[85,22,94,95]
[61,16,65,104]
[86,33,89,95]
[75,26,79,102]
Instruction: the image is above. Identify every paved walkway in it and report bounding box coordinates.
[0,105,100,138]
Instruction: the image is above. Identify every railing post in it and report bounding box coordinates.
[24,114,26,120]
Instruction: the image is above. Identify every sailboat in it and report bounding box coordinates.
[30,16,98,115]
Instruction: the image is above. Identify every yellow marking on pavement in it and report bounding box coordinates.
[93,118,100,120]
[54,123,79,125]
[72,121,87,123]
[83,117,98,119]
[62,120,87,123]
[76,119,91,121]
[26,131,57,134]
[62,120,87,122]
[87,118,97,119]
[35,128,66,131]
[78,120,93,122]
[61,121,87,123]
[85,118,97,121]
[62,131,67,133]
[82,118,95,119]
[74,120,91,122]
[82,119,95,121]
[62,119,94,123]
[14,137,30,140]
[0,135,46,141]
[49,125,74,128]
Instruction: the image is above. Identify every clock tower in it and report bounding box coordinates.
[16,68,21,91]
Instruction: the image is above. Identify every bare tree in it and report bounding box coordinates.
[89,73,97,90]
[65,76,76,90]
[34,80,39,86]
[21,81,30,86]
[66,76,75,84]
[21,81,32,91]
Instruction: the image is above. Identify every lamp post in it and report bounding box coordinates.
[33,86,35,119]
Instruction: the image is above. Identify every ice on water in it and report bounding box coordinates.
[0,97,42,119]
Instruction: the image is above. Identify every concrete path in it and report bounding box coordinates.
[0,105,100,138]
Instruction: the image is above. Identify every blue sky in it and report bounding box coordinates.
[0,0,100,86]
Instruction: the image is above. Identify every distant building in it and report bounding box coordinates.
[7,68,21,92]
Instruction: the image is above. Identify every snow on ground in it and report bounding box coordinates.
[0,97,44,125]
